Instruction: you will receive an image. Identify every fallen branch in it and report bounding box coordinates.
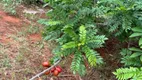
[29,59,61,80]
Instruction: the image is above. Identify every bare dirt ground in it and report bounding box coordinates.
[0,6,52,80]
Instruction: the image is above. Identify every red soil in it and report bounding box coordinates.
[28,33,42,42]
[0,10,41,44]
[3,16,20,23]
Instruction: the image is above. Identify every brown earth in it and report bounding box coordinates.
[0,5,52,80]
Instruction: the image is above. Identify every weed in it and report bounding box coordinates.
[2,0,22,15]
[27,25,39,34]
[1,58,11,68]
[24,13,38,20]
[15,53,25,62]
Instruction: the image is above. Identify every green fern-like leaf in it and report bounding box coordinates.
[71,52,84,75]
[63,25,78,40]
[131,27,142,33]
[53,45,75,57]
[38,19,62,26]
[82,46,97,66]
[87,35,108,48]
[82,46,103,66]
[62,41,78,50]
[120,49,142,67]
[114,67,142,80]
[56,34,71,45]
[79,25,86,45]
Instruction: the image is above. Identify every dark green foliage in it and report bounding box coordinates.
[114,18,142,79]
[120,49,142,67]
[97,0,142,37]
[94,0,142,79]
[130,27,142,48]
[39,0,108,75]
[113,67,142,80]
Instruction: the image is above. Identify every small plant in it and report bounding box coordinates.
[130,27,142,48]
[27,25,39,34]
[1,58,11,68]
[114,26,142,80]
[113,67,142,80]
[114,28,142,79]
[2,0,22,14]
[39,0,107,76]
[120,48,142,67]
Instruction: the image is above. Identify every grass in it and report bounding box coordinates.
[1,0,18,15]
[1,58,11,68]
[17,23,40,37]
[24,13,38,20]
[27,25,40,34]
[0,45,11,68]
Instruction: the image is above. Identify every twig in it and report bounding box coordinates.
[29,59,61,80]
[79,76,83,80]
[58,74,77,77]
